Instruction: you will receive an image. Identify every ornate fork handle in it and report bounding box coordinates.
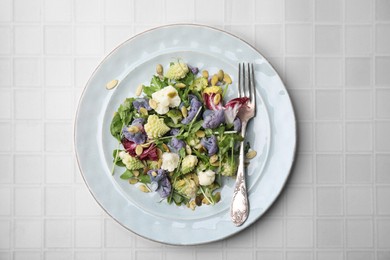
[230,121,249,226]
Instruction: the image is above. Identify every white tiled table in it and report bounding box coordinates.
[0,0,390,259]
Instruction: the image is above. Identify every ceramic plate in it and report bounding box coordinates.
[74,24,296,245]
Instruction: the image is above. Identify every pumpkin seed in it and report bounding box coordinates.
[157,148,163,158]
[223,73,232,84]
[162,143,170,152]
[202,70,209,79]
[195,130,205,138]
[156,64,163,75]
[129,178,138,184]
[209,154,218,164]
[181,106,188,118]
[133,170,140,177]
[185,144,192,155]
[138,184,150,193]
[106,79,118,90]
[167,91,177,98]
[135,84,143,96]
[217,69,224,81]
[175,82,186,89]
[213,93,221,105]
[150,171,157,177]
[245,149,257,159]
[127,125,139,133]
[211,75,219,86]
[139,107,148,116]
[135,145,143,156]
[149,99,158,109]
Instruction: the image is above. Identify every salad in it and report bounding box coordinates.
[110,60,256,210]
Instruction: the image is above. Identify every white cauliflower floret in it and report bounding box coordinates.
[181,155,198,174]
[119,151,144,170]
[165,61,189,80]
[161,152,180,172]
[197,169,216,186]
[144,115,170,139]
[151,85,181,114]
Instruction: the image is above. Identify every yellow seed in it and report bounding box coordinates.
[209,154,218,164]
[151,171,157,177]
[223,73,232,84]
[210,161,220,167]
[195,130,205,138]
[194,143,203,150]
[135,145,143,156]
[181,106,188,118]
[185,144,192,155]
[129,178,138,184]
[138,184,150,193]
[202,70,209,79]
[162,143,170,152]
[217,69,224,81]
[139,107,148,116]
[157,159,162,168]
[106,79,118,90]
[135,84,143,96]
[245,150,257,159]
[141,142,151,148]
[143,167,149,174]
[149,99,158,109]
[167,91,177,98]
[175,83,186,89]
[156,64,163,75]
[157,148,163,158]
[211,75,219,86]
[213,93,221,105]
[133,170,140,177]
[128,125,139,133]
[202,197,210,205]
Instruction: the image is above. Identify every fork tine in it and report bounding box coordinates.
[238,63,243,97]
[249,63,256,106]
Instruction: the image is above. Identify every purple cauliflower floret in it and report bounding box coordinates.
[147,169,171,198]
[169,128,180,136]
[201,135,219,156]
[168,137,186,153]
[122,118,147,144]
[181,94,202,124]
[202,109,225,129]
[188,65,199,75]
[233,117,242,132]
[132,98,151,112]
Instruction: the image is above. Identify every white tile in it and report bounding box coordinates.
[0,155,12,183]
[377,186,390,215]
[289,90,313,120]
[347,251,374,260]
[376,24,390,54]
[104,0,133,23]
[165,0,194,23]
[376,0,390,21]
[14,251,41,260]
[0,59,12,86]
[376,155,390,184]
[14,89,42,119]
[346,155,372,184]
[104,26,132,54]
[256,252,283,260]
[44,0,72,22]
[74,58,100,88]
[298,122,313,152]
[285,0,313,22]
[44,26,73,55]
[315,90,342,120]
[345,0,372,23]
[45,219,72,248]
[378,252,390,260]
[376,121,390,152]
[14,26,42,55]
[345,25,372,55]
[44,251,72,260]
[75,0,101,22]
[45,58,72,87]
[346,219,373,248]
[14,219,42,248]
[286,251,313,260]
[45,123,72,152]
[286,219,313,247]
[45,187,72,216]
[0,220,10,249]
[286,24,313,55]
[75,26,102,55]
[376,57,390,86]
[225,25,255,46]
[255,0,283,23]
[315,0,342,22]
[0,123,12,151]
[0,0,12,21]
[315,58,343,87]
[376,89,390,119]
[14,58,41,87]
[315,25,342,55]
[14,155,42,184]
[195,252,222,260]
[75,219,102,248]
[317,219,344,247]
[75,251,102,260]
[225,0,254,23]
[316,154,343,184]
[14,187,42,216]
[45,155,73,184]
[317,187,343,216]
[317,252,343,260]
[346,122,372,152]
[105,251,133,260]
[0,26,12,54]
[14,0,41,22]
[0,188,11,216]
[346,90,372,119]
[45,90,73,119]
[255,25,283,57]
[104,219,132,247]
[346,186,373,215]
[377,219,390,248]
[75,187,102,216]
[0,252,11,260]
[14,122,42,152]
[285,58,312,88]
[289,154,313,184]
[286,187,313,216]
[0,89,11,119]
[255,219,283,248]
[316,122,342,152]
[194,0,224,24]
[346,58,371,87]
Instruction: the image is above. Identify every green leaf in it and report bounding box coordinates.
[112,149,125,167]
[137,174,151,184]
[120,169,133,179]
[110,113,122,142]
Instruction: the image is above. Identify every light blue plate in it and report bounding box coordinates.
[74,24,296,245]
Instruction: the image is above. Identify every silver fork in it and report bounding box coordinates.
[230,63,256,226]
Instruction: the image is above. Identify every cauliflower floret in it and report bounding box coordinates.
[173,174,199,198]
[151,85,181,114]
[161,152,180,172]
[197,169,216,186]
[181,155,198,174]
[165,61,189,80]
[220,159,238,176]
[119,151,144,170]
[144,115,170,139]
